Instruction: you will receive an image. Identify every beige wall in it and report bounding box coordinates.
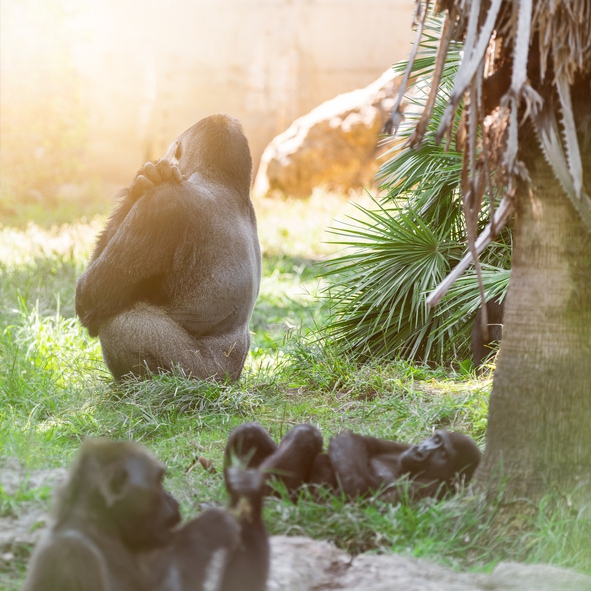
[2,0,415,185]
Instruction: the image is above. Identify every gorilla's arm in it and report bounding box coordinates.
[357,434,411,457]
[219,468,270,591]
[89,191,135,265]
[328,432,411,498]
[328,431,405,498]
[90,159,180,264]
[76,185,187,336]
[146,508,241,591]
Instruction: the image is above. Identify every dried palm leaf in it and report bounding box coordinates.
[427,195,513,306]
[409,10,456,147]
[384,0,431,135]
[390,0,591,307]
[436,0,503,144]
[556,73,583,198]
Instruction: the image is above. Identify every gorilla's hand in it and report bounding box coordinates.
[130,158,183,200]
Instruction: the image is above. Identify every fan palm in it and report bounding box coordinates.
[321,18,511,364]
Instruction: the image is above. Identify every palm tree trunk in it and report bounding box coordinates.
[476,150,591,509]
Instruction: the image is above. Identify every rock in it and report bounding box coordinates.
[267,536,348,591]
[253,70,400,198]
[268,536,591,591]
[268,536,475,591]
[485,561,591,591]
[0,457,67,496]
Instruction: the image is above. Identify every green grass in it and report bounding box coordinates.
[1,192,589,589]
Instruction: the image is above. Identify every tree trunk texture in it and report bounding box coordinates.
[476,151,591,510]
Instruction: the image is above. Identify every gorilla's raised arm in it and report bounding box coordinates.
[76,184,189,336]
[88,158,182,266]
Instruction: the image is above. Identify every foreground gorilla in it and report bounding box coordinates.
[225,423,482,501]
[22,439,269,591]
[76,115,261,382]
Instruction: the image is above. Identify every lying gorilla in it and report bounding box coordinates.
[22,439,269,591]
[76,115,261,382]
[225,423,482,501]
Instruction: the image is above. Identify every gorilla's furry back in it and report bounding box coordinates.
[76,114,261,382]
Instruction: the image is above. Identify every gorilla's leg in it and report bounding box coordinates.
[307,452,338,489]
[260,424,323,493]
[225,424,325,496]
[99,303,249,381]
[224,423,278,469]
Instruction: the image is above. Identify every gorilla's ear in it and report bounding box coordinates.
[98,462,131,507]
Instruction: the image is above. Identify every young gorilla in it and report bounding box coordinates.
[225,423,482,502]
[22,439,269,591]
[76,115,261,382]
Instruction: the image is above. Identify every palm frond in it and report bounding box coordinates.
[319,14,511,363]
[322,197,463,361]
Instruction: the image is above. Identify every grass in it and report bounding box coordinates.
[1,190,589,589]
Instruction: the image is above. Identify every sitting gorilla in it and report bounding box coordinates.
[225,423,481,501]
[76,115,261,382]
[22,438,269,591]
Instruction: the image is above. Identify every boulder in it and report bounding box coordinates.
[268,536,591,591]
[253,70,400,198]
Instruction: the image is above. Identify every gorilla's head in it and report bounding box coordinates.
[166,114,252,194]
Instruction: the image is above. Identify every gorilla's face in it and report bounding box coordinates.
[400,431,454,480]
[399,430,481,483]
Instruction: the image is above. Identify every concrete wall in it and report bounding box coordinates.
[2,0,415,184]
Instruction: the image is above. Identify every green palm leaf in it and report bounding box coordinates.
[319,15,511,364]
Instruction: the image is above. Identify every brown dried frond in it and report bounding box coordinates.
[401,0,591,306]
[532,0,591,84]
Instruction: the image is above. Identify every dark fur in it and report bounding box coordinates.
[22,439,269,591]
[147,469,269,591]
[76,115,261,382]
[216,468,270,591]
[225,424,481,502]
[472,298,505,368]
